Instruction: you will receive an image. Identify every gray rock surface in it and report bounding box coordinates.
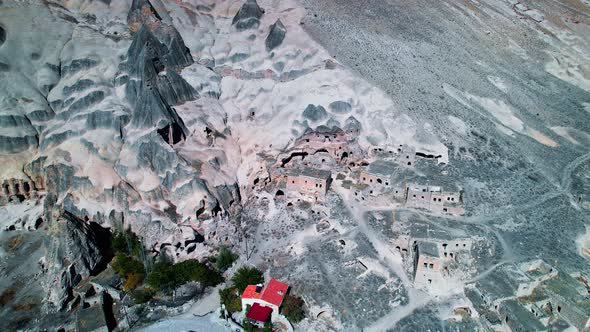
[0,25,5,46]
[265,19,286,51]
[329,100,352,114]
[43,210,113,309]
[303,104,328,122]
[232,0,264,31]
[344,115,361,136]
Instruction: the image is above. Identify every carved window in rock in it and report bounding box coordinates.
[158,123,185,145]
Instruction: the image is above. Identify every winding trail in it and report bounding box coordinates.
[560,151,590,191]
[332,182,432,331]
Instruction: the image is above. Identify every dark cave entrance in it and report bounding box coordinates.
[157,122,185,145]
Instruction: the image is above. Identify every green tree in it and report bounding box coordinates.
[112,253,145,278]
[175,259,223,286]
[146,259,223,293]
[146,261,178,292]
[231,266,264,293]
[281,294,305,323]
[242,318,255,332]
[216,247,238,271]
[131,288,155,304]
[219,287,242,313]
[111,230,143,257]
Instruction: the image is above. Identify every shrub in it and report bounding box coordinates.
[175,259,223,287]
[231,266,264,293]
[111,230,143,257]
[219,287,242,313]
[282,294,305,323]
[146,261,177,292]
[146,259,223,293]
[241,319,271,332]
[131,288,154,304]
[112,253,145,278]
[123,273,143,291]
[112,253,145,291]
[216,247,238,271]
[242,318,255,332]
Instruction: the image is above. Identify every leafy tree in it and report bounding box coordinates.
[216,247,238,271]
[281,294,305,323]
[231,266,264,293]
[219,287,242,313]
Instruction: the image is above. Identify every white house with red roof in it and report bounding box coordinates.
[241,278,289,322]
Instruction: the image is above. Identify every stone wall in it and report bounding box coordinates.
[286,175,328,201]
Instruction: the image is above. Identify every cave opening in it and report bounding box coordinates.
[157,122,185,145]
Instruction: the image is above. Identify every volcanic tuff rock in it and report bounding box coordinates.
[329,100,352,114]
[303,104,328,122]
[232,0,264,31]
[265,19,286,51]
[42,210,113,310]
[0,0,478,329]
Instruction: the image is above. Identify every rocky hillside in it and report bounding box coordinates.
[2,0,589,330]
[0,0,448,327]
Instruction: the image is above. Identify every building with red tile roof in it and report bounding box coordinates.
[246,302,272,324]
[241,278,290,321]
[241,284,263,300]
[260,278,289,307]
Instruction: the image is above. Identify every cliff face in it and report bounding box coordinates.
[0,0,242,315]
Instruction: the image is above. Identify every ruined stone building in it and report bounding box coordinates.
[370,144,416,166]
[465,260,590,331]
[405,184,464,216]
[285,168,331,202]
[293,128,356,164]
[0,176,46,203]
[359,160,394,188]
[412,241,444,288]
[466,263,531,310]
[498,299,547,332]
[411,238,473,289]
[541,273,590,331]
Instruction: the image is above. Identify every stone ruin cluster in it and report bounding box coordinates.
[0,176,45,203]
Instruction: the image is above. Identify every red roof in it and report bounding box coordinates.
[241,285,262,300]
[260,278,289,307]
[246,303,272,323]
